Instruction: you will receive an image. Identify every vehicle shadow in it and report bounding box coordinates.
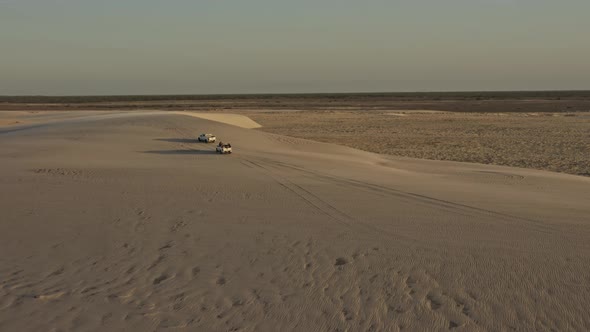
[154,138,197,143]
[142,149,217,155]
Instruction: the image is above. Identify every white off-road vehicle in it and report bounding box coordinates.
[216,143,232,154]
[198,133,216,143]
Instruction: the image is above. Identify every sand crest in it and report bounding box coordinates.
[176,111,262,129]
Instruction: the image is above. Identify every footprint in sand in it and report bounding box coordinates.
[153,274,169,285]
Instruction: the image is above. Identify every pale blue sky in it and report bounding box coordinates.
[1,0,589,95]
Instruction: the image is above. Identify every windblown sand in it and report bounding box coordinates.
[1,111,589,331]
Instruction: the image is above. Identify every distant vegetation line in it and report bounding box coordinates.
[2,91,590,104]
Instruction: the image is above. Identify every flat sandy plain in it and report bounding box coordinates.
[249,110,590,177]
[1,110,590,331]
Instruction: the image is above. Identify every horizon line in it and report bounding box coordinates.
[2,89,590,99]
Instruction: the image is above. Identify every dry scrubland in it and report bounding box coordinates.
[249,111,590,176]
[2,91,590,112]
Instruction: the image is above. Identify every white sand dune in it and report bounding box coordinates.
[1,111,589,331]
[176,111,262,128]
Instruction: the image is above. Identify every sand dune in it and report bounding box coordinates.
[176,112,262,129]
[1,111,589,331]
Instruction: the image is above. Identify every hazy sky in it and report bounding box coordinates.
[1,0,589,95]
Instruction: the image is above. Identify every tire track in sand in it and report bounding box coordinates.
[262,159,556,235]
[241,159,354,227]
